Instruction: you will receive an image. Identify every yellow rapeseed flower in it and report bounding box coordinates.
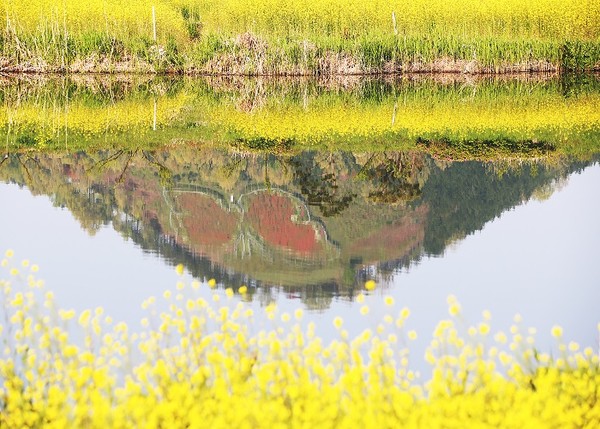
[551,325,563,338]
[400,307,411,319]
[3,254,600,428]
[78,310,91,327]
[479,323,490,335]
[333,317,343,329]
[449,303,461,316]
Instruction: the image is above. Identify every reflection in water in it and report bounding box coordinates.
[2,73,600,155]
[1,147,596,310]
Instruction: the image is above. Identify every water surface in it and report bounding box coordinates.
[1,148,599,368]
[1,75,600,371]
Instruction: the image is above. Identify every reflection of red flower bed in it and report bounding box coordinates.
[247,194,319,254]
[178,194,238,247]
[350,205,428,262]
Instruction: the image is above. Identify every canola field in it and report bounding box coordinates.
[1,251,599,428]
[1,0,599,73]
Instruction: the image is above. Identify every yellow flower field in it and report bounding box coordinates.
[3,0,598,42]
[1,251,599,428]
[182,0,600,41]
[1,0,599,72]
[1,0,185,43]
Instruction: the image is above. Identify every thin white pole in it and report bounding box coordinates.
[152,6,157,42]
[153,98,157,131]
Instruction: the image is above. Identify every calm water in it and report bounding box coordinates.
[1,75,600,371]
[1,149,599,367]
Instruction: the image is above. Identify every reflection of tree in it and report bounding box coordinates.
[0,153,114,235]
[359,151,428,204]
[288,152,355,217]
[283,285,335,311]
[559,73,598,99]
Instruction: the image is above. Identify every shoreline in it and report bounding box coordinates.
[2,58,598,75]
[2,38,599,76]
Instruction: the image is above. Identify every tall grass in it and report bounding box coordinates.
[1,0,599,73]
[2,0,184,42]
[0,0,184,70]
[180,0,600,71]
[180,0,600,41]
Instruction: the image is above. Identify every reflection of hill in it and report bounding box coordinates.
[420,160,594,255]
[1,147,597,308]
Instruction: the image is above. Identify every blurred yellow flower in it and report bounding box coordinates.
[333,317,343,329]
[551,325,563,338]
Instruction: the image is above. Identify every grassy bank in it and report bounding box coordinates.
[1,0,599,74]
[1,253,599,428]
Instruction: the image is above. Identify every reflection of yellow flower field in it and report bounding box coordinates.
[0,93,189,145]
[2,77,600,153]
[208,91,600,144]
[2,252,599,428]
